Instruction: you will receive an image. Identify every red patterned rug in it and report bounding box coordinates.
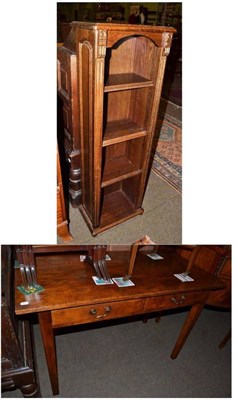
[151,107,182,193]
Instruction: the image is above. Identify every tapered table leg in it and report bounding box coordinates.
[171,302,205,359]
[38,311,59,395]
[219,329,231,349]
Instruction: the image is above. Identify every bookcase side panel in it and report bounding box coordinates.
[136,47,168,208]
[93,29,107,227]
[122,175,141,207]
[57,46,81,208]
[78,39,94,221]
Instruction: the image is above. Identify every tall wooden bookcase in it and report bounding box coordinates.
[58,22,176,235]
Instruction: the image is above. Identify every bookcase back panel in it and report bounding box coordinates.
[103,137,144,171]
[103,182,121,195]
[106,91,131,122]
[127,137,145,168]
[107,36,158,81]
[133,36,158,80]
[105,88,150,130]
[105,142,127,159]
[128,87,150,129]
[101,175,141,209]
[100,176,142,229]
[108,37,136,75]
[101,137,144,188]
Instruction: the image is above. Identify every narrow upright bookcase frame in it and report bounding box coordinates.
[62,22,176,236]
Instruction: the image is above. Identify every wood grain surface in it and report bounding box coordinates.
[15,249,225,315]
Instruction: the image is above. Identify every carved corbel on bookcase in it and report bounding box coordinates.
[161,31,174,56]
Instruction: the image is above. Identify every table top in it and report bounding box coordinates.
[15,249,225,315]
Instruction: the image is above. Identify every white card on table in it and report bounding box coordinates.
[147,253,164,260]
[112,277,135,287]
[92,276,114,285]
[174,273,194,282]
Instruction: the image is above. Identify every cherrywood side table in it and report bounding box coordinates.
[14,247,225,396]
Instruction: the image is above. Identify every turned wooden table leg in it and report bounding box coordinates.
[38,311,59,395]
[171,302,205,359]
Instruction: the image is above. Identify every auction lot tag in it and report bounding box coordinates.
[112,277,135,287]
[147,253,164,260]
[92,276,114,285]
[17,284,45,295]
[174,273,194,282]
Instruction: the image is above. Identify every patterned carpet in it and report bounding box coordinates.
[151,105,182,193]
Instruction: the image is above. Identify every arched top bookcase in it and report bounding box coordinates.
[58,22,176,235]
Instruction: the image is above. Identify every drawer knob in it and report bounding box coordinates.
[170,295,186,305]
[171,297,178,304]
[89,306,112,319]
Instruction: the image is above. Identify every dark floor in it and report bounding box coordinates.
[162,67,182,107]
[2,307,231,398]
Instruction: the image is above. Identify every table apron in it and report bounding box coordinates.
[51,291,210,328]
[51,298,145,328]
[144,291,209,312]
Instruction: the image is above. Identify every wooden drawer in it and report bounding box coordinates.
[52,299,144,328]
[144,291,209,312]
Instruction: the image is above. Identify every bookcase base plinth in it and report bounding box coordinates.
[79,204,144,236]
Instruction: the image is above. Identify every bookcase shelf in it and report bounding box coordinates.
[59,22,176,235]
[102,119,146,147]
[102,156,141,187]
[102,135,144,187]
[104,73,154,92]
[99,176,143,232]
[102,156,142,187]
[99,189,142,232]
